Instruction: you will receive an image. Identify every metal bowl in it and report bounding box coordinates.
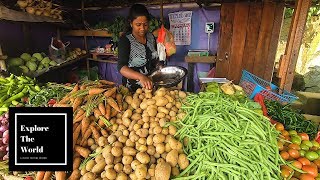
[149,66,188,88]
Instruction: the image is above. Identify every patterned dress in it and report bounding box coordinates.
[118,32,158,91]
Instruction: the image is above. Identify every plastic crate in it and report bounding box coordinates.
[239,70,298,103]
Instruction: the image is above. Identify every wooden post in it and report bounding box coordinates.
[278,0,311,91]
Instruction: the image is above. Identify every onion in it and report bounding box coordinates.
[26,7,35,14]
[2,136,8,145]
[4,113,8,119]
[17,0,28,9]
[0,126,8,133]
[0,146,6,151]
[3,130,8,138]
[6,146,8,151]
[0,151,5,158]
[3,154,8,160]
[2,119,8,125]
[0,116,3,121]
[43,10,50,16]
[35,9,43,16]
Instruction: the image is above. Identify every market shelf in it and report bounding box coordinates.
[33,53,90,78]
[62,30,113,37]
[0,5,64,23]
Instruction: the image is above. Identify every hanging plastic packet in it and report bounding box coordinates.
[156,25,166,62]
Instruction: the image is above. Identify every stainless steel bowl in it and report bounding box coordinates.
[149,66,188,88]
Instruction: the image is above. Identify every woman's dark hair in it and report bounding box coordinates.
[128,4,150,22]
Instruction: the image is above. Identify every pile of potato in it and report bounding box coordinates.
[81,87,189,180]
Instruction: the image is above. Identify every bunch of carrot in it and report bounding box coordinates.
[35,80,129,180]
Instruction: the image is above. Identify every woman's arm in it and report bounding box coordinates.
[120,66,153,90]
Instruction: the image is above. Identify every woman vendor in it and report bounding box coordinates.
[117,4,159,91]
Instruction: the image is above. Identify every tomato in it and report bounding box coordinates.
[301,144,311,151]
[299,133,310,141]
[289,149,300,159]
[281,168,291,178]
[280,151,290,160]
[298,157,311,166]
[313,159,320,168]
[281,130,290,137]
[281,165,294,173]
[300,173,316,180]
[289,144,301,150]
[24,177,33,180]
[302,165,318,177]
[291,135,302,145]
[289,130,298,136]
[316,150,320,155]
[303,140,314,148]
[310,162,318,169]
[278,141,284,151]
[312,141,320,148]
[292,160,303,169]
[300,150,307,157]
[276,123,285,131]
[306,151,320,161]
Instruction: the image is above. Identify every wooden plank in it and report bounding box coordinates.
[184,56,216,63]
[280,0,311,91]
[228,3,249,83]
[241,3,263,73]
[263,3,285,81]
[62,30,113,37]
[253,2,276,79]
[215,3,235,79]
[187,63,195,92]
[0,5,63,23]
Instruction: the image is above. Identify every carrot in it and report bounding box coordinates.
[68,169,81,180]
[73,124,81,149]
[93,108,102,119]
[43,171,52,180]
[116,93,123,111]
[53,103,69,107]
[72,97,83,112]
[74,152,80,157]
[70,83,79,93]
[75,145,90,158]
[59,95,70,104]
[73,113,85,124]
[107,97,120,112]
[73,157,81,170]
[111,108,118,118]
[55,171,66,180]
[80,84,87,90]
[99,79,115,86]
[88,115,96,122]
[88,88,106,95]
[74,108,84,122]
[104,87,117,97]
[36,171,45,180]
[90,125,100,144]
[101,129,108,137]
[98,119,106,128]
[112,92,116,99]
[76,137,82,146]
[73,123,79,132]
[105,104,111,120]
[80,128,92,146]
[98,102,105,115]
[81,117,90,136]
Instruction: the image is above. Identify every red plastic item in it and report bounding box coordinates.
[157,25,166,43]
[253,93,278,125]
[315,132,320,143]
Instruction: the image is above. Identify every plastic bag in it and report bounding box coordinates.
[154,25,176,58]
[48,37,70,64]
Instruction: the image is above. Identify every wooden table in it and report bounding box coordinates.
[185,56,217,92]
[87,52,118,79]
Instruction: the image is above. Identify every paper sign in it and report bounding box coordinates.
[168,11,192,45]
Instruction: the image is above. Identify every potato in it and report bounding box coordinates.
[87,138,95,146]
[86,160,96,171]
[137,144,148,152]
[83,172,96,180]
[101,129,109,137]
[138,138,147,145]
[131,98,141,109]
[147,145,156,156]
[149,117,156,122]
[168,137,180,150]
[108,135,117,144]
[123,164,132,174]
[142,116,150,123]
[155,97,169,107]
[98,136,108,147]
[129,133,139,142]
[150,157,156,165]
[150,122,158,129]
[131,113,142,121]
[129,173,138,180]
[149,127,154,135]
[105,164,114,171]
[122,155,133,165]
[123,130,129,137]
[155,161,171,180]
[154,152,160,158]
[81,166,87,175]
[166,149,178,167]
[111,146,122,157]
[140,101,148,110]
[155,117,160,122]
[91,144,98,151]
[170,116,177,122]
[136,152,150,164]
[95,154,105,163]
[135,164,147,179]
[143,122,150,129]
[137,119,144,125]
[131,159,141,170]
[129,120,137,131]
[116,172,128,180]
[155,89,166,97]
[153,126,162,134]
[169,111,176,117]
[136,128,149,138]
[101,170,106,178]
[178,91,187,98]
[148,108,158,117]
[136,88,143,94]
[178,154,189,170]
[111,124,118,132]
[153,134,166,144]
[159,118,167,127]
[177,112,186,120]
[125,96,133,105]
[104,154,114,165]
[147,135,154,145]
[158,107,169,114]
[172,167,180,176]
[155,143,165,154]
[133,124,141,131]
[168,125,177,135]
[113,141,123,148]
[123,102,129,110]
[122,117,131,127]
[114,163,123,173]
[162,127,169,135]
[146,99,156,105]
[123,147,137,156]
[118,135,128,143]
[116,118,123,125]
[92,161,106,173]
[139,94,145,100]
[145,92,152,99]
[114,131,123,138]
[165,102,173,109]
[118,124,127,131]
[156,112,166,118]
[175,102,182,108]
[125,139,135,147]
[165,143,172,153]
[105,168,117,180]
[114,156,122,164]
[148,168,155,177]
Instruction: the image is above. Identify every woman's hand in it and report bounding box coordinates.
[139,75,153,90]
